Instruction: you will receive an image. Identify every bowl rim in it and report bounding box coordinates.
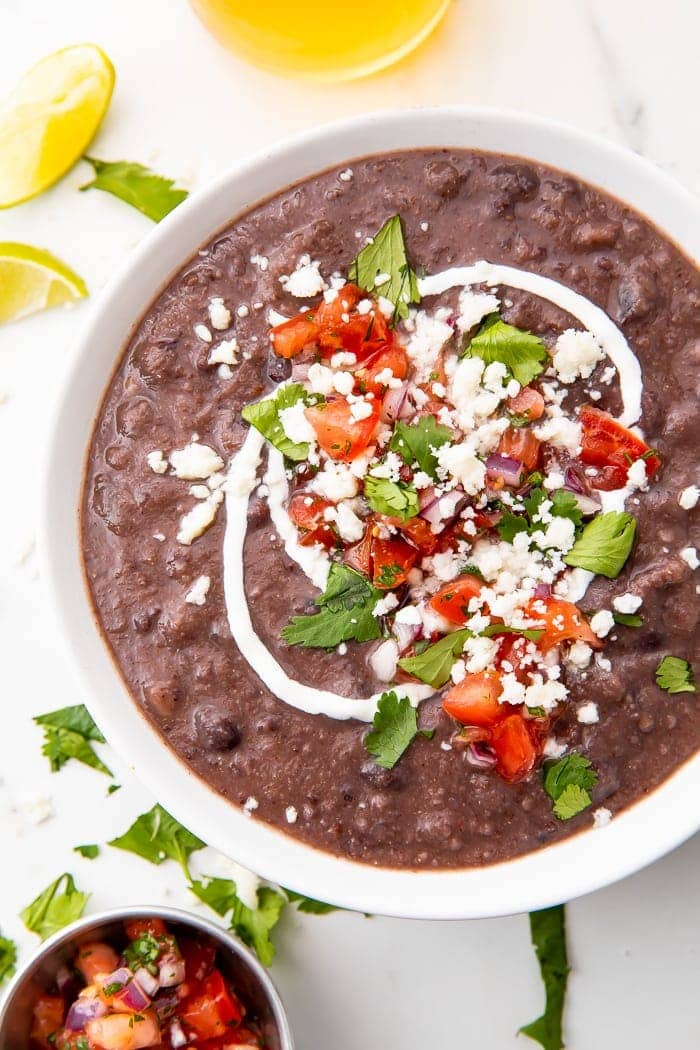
[39,104,700,920]
[0,904,294,1048]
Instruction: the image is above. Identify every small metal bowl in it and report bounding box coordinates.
[0,905,294,1050]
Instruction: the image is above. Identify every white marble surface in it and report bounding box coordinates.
[1,1,699,1046]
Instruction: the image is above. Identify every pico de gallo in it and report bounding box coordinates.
[30,919,265,1050]
[239,224,661,792]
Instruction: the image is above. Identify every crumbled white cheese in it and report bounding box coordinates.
[394,604,422,626]
[626,458,648,492]
[185,575,211,606]
[279,401,317,446]
[577,701,599,724]
[237,304,249,318]
[593,807,612,828]
[370,451,402,482]
[567,640,593,669]
[153,532,166,542]
[146,450,168,474]
[330,351,357,367]
[523,676,568,712]
[250,253,269,271]
[334,500,365,542]
[612,592,642,614]
[534,414,582,454]
[463,635,498,674]
[543,471,565,492]
[339,168,354,182]
[369,638,399,681]
[307,362,336,396]
[680,546,699,569]
[436,442,486,495]
[332,370,354,396]
[285,806,298,824]
[311,461,359,501]
[208,337,238,365]
[405,309,454,383]
[551,329,605,383]
[590,610,615,638]
[456,289,500,333]
[678,484,699,510]
[194,323,212,342]
[283,258,326,298]
[243,796,259,816]
[190,484,210,499]
[208,297,231,331]
[170,442,224,480]
[543,736,567,759]
[177,491,223,545]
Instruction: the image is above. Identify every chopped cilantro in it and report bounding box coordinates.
[21,873,89,941]
[103,981,124,996]
[348,215,420,322]
[80,158,188,222]
[284,889,340,915]
[389,415,452,477]
[73,844,100,860]
[375,562,403,588]
[463,313,548,386]
[655,656,696,694]
[520,905,570,1050]
[398,629,472,689]
[497,486,581,544]
[107,783,121,795]
[0,932,17,986]
[109,803,205,878]
[482,624,544,641]
[241,383,322,461]
[124,931,162,975]
[612,612,643,628]
[543,753,598,821]
[564,511,636,578]
[461,564,485,580]
[190,877,285,967]
[364,475,419,521]
[364,691,434,770]
[34,704,111,777]
[282,564,382,648]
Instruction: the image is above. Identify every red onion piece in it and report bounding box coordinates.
[486,454,524,487]
[534,583,552,599]
[420,489,465,529]
[380,382,408,423]
[134,967,160,998]
[113,978,151,1012]
[66,996,107,1031]
[418,485,437,511]
[398,393,415,419]
[393,619,421,653]
[570,491,602,516]
[466,742,498,769]
[290,359,313,383]
[169,1020,188,1048]
[102,968,131,991]
[158,953,186,988]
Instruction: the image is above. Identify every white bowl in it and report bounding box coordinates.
[40,107,700,920]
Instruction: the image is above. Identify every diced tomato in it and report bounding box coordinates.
[528,597,601,652]
[313,284,363,327]
[288,492,337,548]
[194,1031,260,1050]
[579,404,660,483]
[86,1009,161,1050]
[396,515,438,556]
[76,941,121,984]
[317,314,377,356]
[428,575,485,625]
[269,315,319,359]
[305,397,380,461]
[355,345,408,395]
[506,386,545,422]
[180,938,217,985]
[31,994,65,1048]
[471,508,503,533]
[498,427,541,470]
[495,633,535,680]
[491,714,539,782]
[181,970,244,1041]
[443,671,503,727]
[371,535,418,590]
[344,525,373,577]
[124,918,167,941]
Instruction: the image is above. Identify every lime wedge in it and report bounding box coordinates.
[0,44,115,209]
[0,242,88,324]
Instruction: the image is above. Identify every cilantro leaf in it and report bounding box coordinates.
[109,804,205,877]
[348,215,420,321]
[0,932,17,986]
[519,905,570,1050]
[463,313,548,386]
[282,564,382,648]
[482,624,544,641]
[241,383,321,462]
[549,489,583,529]
[497,486,581,544]
[655,655,696,694]
[364,691,434,770]
[389,415,452,477]
[364,475,419,521]
[543,753,598,821]
[564,511,636,578]
[124,932,162,975]
[74,844,100,860]
[34,704,111,777]
[190,878,285,967]
[21,873,89,941]
[81,158,188,222]
[398,629,472,689]
[284,889,340,915]
[612,611,643,628]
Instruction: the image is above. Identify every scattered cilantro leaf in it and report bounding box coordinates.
[241,383,322,462]
[109,804,205,877]
[348,215,420,322]
[543,753,598,821]
[284,889,340,915]
[190,878,285,967]
[0,932,17,986]
[21,873,89,941]
[612,612,643,628]
[497,509,529,543]
[398,629,472,689]
[482,624,544,641]
[364,475,419,521]
[107,783,121,795]
[519,905,570,1050]
[81,158,188,222]
[497,486,581,544]
[283,564,382,648]
[74,844,99,860]
[548,489,583,529]
[34,704,111,777]
[655,656,696,694]
[364,691,434,770]
[463,313,548,386]
[389,415,452,477]
[564,511,636,578]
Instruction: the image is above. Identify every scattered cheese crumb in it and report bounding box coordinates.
[177,491,224,545]
[243,797,259,816]
[593,807,612,828]
[283,258,326,298]
[612,593,642,614]
[208,297,231,330]
[590,610,615,638]
[285,806,298,824]
[170,442,224,480]
[626,458,648,492]
[146,450,168,474]
[369,638,399,681]
[194,323,212,343]
[678,485,699,510]
[208,337,238,366]
[680,546,699,569]
[551,329,605,383]
[577,701,599,724]
[567,640,593,669]
[185,575,211,606]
